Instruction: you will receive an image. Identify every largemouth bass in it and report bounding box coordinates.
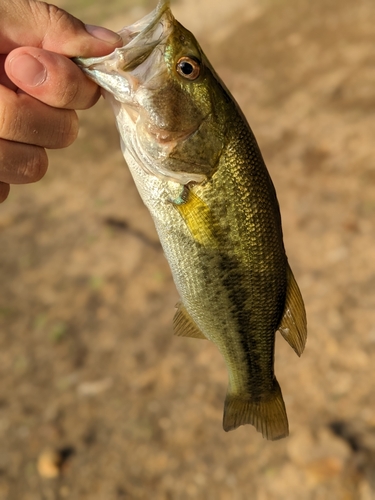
[75,0,307,440]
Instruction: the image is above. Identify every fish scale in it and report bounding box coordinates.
[75,0,307,440]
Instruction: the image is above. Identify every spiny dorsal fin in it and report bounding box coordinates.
[223,378,289,440]
[173,302,207,340]
[278,264,307,357]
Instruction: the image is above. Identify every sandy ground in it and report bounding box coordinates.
[1,0,375,498]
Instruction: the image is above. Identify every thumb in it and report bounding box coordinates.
[1,0,122,57]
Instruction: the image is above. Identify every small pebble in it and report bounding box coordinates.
[37,449,62,479]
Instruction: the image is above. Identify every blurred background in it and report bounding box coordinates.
[1,0,375,498]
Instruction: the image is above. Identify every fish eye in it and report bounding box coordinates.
[176,56,200,80]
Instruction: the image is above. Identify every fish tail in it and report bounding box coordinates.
[223,379,289,440]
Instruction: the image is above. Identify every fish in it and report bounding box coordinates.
[75,0,307,440]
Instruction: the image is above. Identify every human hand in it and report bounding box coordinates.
[0,0,122,202]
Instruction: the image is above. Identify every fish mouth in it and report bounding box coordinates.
[75,0,207,185]
[74,0,173,98]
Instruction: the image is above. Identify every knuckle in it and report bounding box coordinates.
[57,80,80,108]
[32,3,82,49]
[58,110,79,147]
[67,112,79,145]
[0,104,7,138]
[0,94,19,141]
[18,148,48,183]
[44,4,73,31]
[31,3,71,44]
[51,110,78,149]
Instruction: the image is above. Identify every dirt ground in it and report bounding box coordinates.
[1,0,375,498]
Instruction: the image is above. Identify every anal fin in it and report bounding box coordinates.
[278,264,307,356]
[173,301,207,340]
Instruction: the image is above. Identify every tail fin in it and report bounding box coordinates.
[223,379,289,440]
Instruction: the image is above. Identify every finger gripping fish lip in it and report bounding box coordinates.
[74,0,173,74]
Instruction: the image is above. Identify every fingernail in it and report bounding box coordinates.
[85,24,122,44]
[8,54,47,87]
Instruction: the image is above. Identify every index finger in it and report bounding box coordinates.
[0,0,121,56]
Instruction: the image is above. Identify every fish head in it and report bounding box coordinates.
[75,0,229,184]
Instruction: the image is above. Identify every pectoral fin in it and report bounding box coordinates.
[172,189,218,248]
[173,301,207,340]
[278,264,307,356]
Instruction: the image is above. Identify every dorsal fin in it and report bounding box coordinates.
[173,301,207,340]
[278,264,307,356]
